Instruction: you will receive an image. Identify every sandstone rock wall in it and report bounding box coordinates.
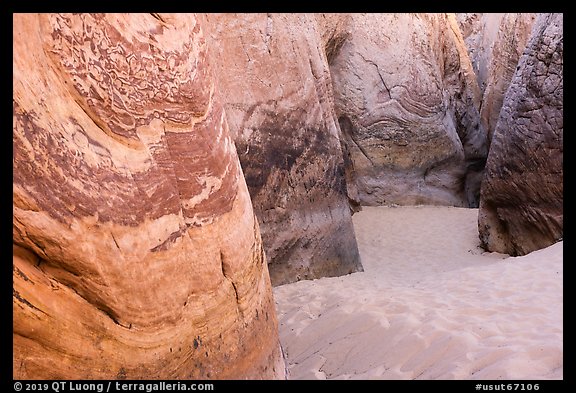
[13,13,285,379]
[456,13,505,94]
[314,13,352,65]
[204,13,363,286]
[478,13,563,255]
[15,12,561,379]
[328,13,488,207]
[480,13,537,143]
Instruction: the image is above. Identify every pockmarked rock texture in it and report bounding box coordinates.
[478,13,563,256]
[13,13,285,379]
[328,13,488,207]
[480,13,537,143]
[204,13,363,286]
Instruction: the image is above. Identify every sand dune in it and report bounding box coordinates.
[273,206,563,379]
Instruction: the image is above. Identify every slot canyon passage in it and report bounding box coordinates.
[13,13,562,380]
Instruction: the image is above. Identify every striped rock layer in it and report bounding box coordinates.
[13,13,285,379]
[327,13,488,208]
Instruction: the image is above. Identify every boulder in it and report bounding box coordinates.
[13,13,285,379]
[204,13,363,286]
[478,13,563,255]
[328,13,488,207]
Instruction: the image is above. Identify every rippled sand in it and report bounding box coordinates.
[274,206,563,380]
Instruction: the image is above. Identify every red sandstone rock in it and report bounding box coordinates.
[204,13,363,286]
[13,13,285,379]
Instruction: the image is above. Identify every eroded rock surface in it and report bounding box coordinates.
[478,13,563,255]
[13,13,285,379]
[204,13,363,286]
[328,13,488,207]
[458,13,538,143]
[456,13,506,94]
[480,13,537,142]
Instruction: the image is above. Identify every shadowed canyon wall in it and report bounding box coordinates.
[457,13,538,144]
[479,14,537,143]
[13,13,285,379]
[326,13,488,208]
[478,13,563,255]
[202,13,548,289]
[204,13,363,286]
[457,13,506,95]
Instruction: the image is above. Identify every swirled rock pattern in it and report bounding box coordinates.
[328,13,488,208]
[13,13,285,379]
[478,13,563,255]
[204,13,363,286]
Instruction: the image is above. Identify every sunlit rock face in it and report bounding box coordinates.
[13,13,285,380]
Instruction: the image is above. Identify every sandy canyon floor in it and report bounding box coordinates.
[273,206,563,380]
